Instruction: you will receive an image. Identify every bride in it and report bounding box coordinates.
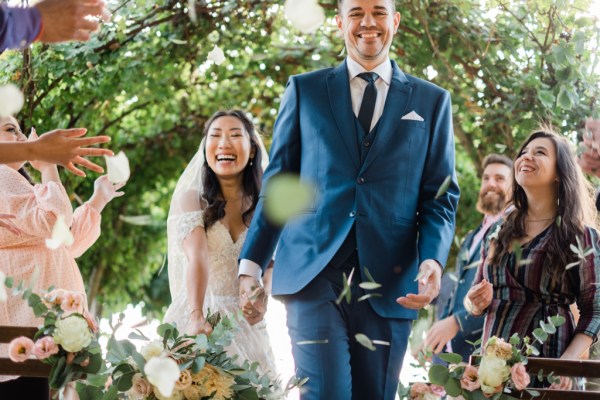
[164,109,276,375]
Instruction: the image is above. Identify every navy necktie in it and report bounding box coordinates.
[357,72,379,134]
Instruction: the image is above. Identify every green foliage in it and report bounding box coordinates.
[0,0,598,316]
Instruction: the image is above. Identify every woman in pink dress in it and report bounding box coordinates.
[0,115,124,397]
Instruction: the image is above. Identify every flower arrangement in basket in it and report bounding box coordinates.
[398,314,566,400]
[5,277,103,394]
[75,312,303,400]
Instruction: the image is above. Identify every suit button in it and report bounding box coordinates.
[357,177,365,184]
[349,211,356,217]
[459,279,465,284]
[363,140,371,147]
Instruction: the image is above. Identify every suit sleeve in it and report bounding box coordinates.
[0,5,42,53]
[417,90,460,267]
[239,77,302,271]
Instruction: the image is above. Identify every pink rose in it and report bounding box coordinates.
[60,291,86,314]
[44,288,67,305]
[510,363,530,391]
[429,384,446,397]
[83,310,99,333]
[131,373,153,397]
[8,336,34,362]
[460,365,481,392]
[32,336,59,359]
[410,382,430,397]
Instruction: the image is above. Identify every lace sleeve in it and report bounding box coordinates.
[173,211,204,244]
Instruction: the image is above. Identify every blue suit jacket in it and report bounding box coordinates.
[240,60,459,320]
[439,225,486,360]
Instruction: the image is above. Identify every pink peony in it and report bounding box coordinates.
[44,288,67,305]
[32,336,59,359]
[510,363,531,391]
[8,336,35,362]
[60,291,85,314]
[460,365,481,391]
[410,382,430,397]
[429,384,446,397]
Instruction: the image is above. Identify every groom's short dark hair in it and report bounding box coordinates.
[337,0,396,13]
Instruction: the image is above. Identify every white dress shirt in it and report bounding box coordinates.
[239,57,393,279]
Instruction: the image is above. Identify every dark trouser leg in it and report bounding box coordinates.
[281,252,411,400]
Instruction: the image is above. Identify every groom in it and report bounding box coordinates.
[239,0,459,398]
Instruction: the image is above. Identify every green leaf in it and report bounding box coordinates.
[355,333,376,351]
[444,377,462,397]
[435,175,452,199]
[549,315,566,327]
[438,352,463,364]
[192,356,205,373]
[532,328,548,343]
[509,333,520,346]
[363,267,375,283]
[540,321,556,334]
[428,364,450,385]
[557,86,574,110]
[4,277,13,288]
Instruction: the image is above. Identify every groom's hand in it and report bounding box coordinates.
[239,275,267,325]
[396,259,442,310]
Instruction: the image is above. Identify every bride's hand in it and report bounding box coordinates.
[186,312,213,336]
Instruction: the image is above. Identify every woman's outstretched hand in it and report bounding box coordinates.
[466,278,493,316]
[87,175,125,212]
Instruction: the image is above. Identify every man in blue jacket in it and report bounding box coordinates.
[238,0,459,398]
[422,154,512,363]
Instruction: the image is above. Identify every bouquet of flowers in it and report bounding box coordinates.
[399,315,566,400]
[5,278,103,393]
[76,313,303,400]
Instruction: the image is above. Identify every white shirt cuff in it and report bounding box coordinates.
[238,259,262,280]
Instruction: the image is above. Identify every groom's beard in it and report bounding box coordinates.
[476,188,506,215]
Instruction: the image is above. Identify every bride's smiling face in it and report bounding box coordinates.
[205,116,255,180]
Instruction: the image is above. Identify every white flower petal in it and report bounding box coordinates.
[144,355,180,398]
[207,45,226,65]
[105,151,130,184]
[0,84,25,117]
[45,215,74,250]
[0,271,7,302]
[284,0,325,34]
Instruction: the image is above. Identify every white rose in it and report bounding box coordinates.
[423,393,440,400]
[140,340,164,361]
[144,355,180,398]
[478,355,510,394]
[53,315,93,352]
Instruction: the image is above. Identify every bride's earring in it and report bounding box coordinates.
[249,158,254,166]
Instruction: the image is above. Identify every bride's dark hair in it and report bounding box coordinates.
[200,109,263,230]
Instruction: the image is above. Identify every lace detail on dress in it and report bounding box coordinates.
[164,211,275,376]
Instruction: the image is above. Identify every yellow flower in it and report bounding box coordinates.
[191,364,235,400]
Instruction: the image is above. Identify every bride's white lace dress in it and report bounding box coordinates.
[164,210,277,376]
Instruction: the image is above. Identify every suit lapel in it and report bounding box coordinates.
[360,60,412,173]
[327,61,360,169]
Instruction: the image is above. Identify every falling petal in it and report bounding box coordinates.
[105,151,130,184]
[207,45,226,65]
[264,174,316,225]
[297,339,329,345]
[45,215,74,250]
[357,293,383,302]
[434,175,452,199]
[144,355,180,397]
[358,281,381,290]
[187,0,197,22]
[0,84,25,117]
[372,340,390,346]
[284,0,326,34]
[355,333,376,351]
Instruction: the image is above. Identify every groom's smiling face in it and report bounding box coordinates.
[336,0,400,70]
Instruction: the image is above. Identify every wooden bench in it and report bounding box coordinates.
[470,355,600,399]
[0,326,51,377]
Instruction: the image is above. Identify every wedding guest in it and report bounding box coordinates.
[467,126,600,390]
[0,0,108,52]
[422,154,512,363]
[164,110,276,376]
[0,115,124,398]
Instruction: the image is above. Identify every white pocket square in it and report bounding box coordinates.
[401,110,424,122]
